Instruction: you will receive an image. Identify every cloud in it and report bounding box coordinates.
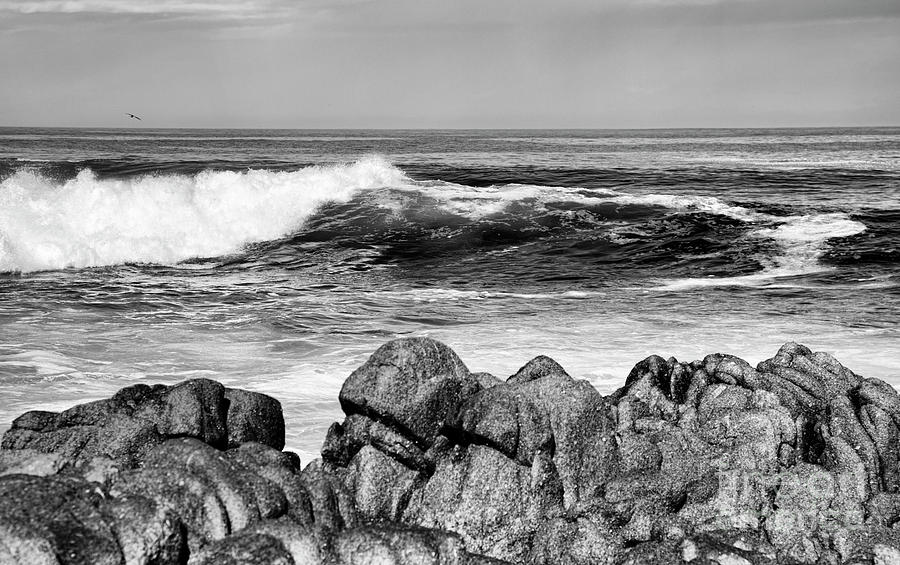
[0,0,301,19]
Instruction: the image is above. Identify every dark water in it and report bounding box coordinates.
[1,127,898,460]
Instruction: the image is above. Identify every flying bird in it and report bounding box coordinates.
[126,113,142,121]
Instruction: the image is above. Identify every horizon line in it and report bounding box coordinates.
[1,124,899,131]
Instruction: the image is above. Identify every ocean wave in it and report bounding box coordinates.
[655,212,867,290]
[0,157,870,278]
[0,156,405,272]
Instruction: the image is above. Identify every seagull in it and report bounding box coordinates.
[125,113,142,121]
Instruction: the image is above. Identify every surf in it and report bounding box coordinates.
[0,156,405,273]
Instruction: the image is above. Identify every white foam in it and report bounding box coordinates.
[0,156,405,272]
[378,288,603,301]
[656,212,867,290]
[407,181,765,223]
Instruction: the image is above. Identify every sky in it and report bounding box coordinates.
[0,0,898,128]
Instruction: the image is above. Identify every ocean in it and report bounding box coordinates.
[1,127,898,461]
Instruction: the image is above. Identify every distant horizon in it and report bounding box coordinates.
[2,124,899,132]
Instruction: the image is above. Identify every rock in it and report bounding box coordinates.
[298,459,359,532]
[333,524,508,565]
[448,385,552,466]
[1,340,898,565]
[239,518,324,564]
[141,438,288,531]
[224,388,285,450]
[507,355,570,385]
[111,464,229,551]
[187,532,293,565]
[449,369,616,507]
[226,442,314,526]
[0,449,68,477]
[323,414,430,472]
[338,338,482,449]
[0,473,186,565]
[402,443,554,563]
[1,380,217,466]
[101,493,186,565]
[0,474,122,565]
[1,380,285,469]
[344,445,420,522]
[528,511,622,565]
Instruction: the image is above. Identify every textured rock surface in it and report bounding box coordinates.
[1,379,284,467]
[2,338,899,564]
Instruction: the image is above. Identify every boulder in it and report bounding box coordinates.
[0,379,286,469]
[338,338,482,449]
[224,388,285,450]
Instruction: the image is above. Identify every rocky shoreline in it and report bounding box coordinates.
[1,338,899,564]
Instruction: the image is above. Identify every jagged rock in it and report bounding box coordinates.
[1,339,898,565]
[0,474,123,564]
[338,338,482,449]
[528,510,622,565]
[449,366,617,507]
[447,385,552,466]
[323,414,430,472]
[1,379,284,468]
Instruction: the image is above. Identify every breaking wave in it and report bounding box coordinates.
[0,157,405,272]
[0,157,868,283]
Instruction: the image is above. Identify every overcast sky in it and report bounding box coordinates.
[1,0,898,128]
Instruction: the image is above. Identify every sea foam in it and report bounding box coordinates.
[0,157,405,272]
